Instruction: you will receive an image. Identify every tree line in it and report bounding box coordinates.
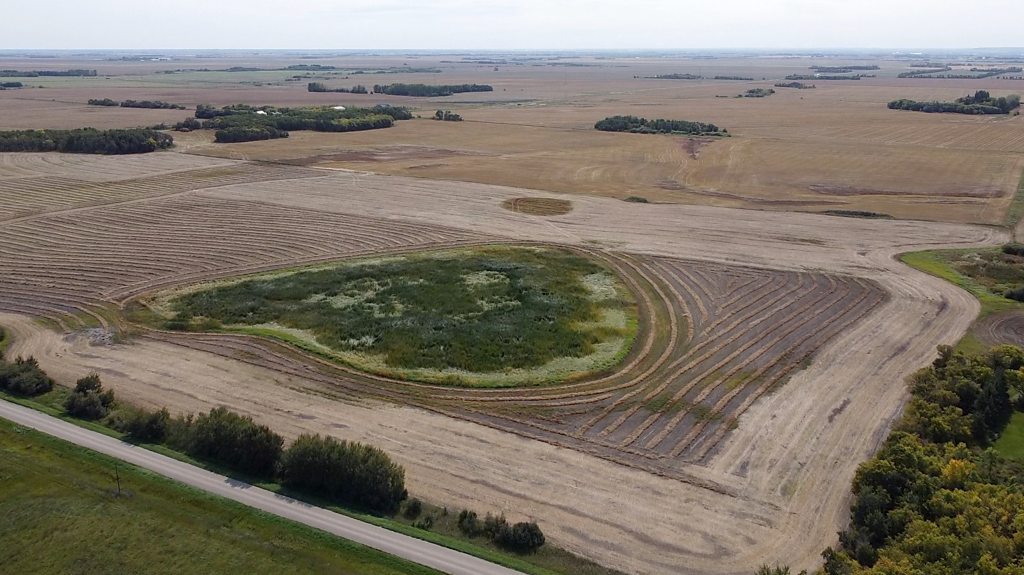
[785,74,862,81]
[774,82,815,89]
[307,82,369,94]
[0,128,174,154]
[888,90,1020,115]
[594,115,725,135]
[810,65,879,72]
[0,81,23,89]
[818,345,1024,574]
[371,83,493,97]
[88,98,186,110]
[0,69,96,77]
[0,347,408,514]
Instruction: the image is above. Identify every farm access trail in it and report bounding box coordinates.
[0,156,1006,574]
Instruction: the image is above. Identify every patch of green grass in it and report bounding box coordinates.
[1004,168,1024,233]
[994,412,1024,460]
[0,421,442,575]
[151,246,637,387]
[900,250,1022,316]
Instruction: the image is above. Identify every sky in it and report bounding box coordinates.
[4,0,1023,51]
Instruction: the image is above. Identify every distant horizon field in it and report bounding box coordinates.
[4,52,1015,224]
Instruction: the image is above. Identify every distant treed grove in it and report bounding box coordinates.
[646,73,703,80]
[899,66,1022,79]
[740,88,775,98]
[0,128,173,154]
[809,65,880,72]
[714,75,754,81]
[307,82,369,94]
[88,98,186,110]
[372,83,493,97]
[594,115,725,135]
[183,104,413,143]
[0,69,96,77]
[433,110,463,121]
[819,346,1024,574]
[0,81,23,89]
[774,82,815,89]
[786,74,862,80]
[888,90,1020,115]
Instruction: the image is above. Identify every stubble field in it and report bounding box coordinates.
[0,51,1021,574]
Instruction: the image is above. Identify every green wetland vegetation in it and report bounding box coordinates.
[151,246,637,387]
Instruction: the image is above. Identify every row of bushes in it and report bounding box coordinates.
[371,83,493,97]
[456,510,545,553]
[0,128,174,154]
[214,126,289,143]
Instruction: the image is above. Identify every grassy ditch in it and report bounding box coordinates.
[0,420,442,575]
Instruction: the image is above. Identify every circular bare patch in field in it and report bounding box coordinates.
[502,197,573,216]
[974,311,1024,347]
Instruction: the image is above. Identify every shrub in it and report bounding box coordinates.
[64,374,115,419]
[177,407,284,478]
[403,498,422,519]
[124,407,171,442]
[493,520,545,553]
[1003,243,1024,257]
[279,433,406,513]
[457,510,482,537]
[0,356,54,396]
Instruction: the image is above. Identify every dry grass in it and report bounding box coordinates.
[501,197,573,216]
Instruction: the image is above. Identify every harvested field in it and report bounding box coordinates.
[975,311,1024,347]
[501,197,573,216]
[0,154,322,221]
[0,150,1006,574]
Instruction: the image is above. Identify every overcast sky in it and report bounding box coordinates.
[5,0,1023,50]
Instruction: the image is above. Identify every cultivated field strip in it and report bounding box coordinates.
[112,246,885,479]
[0,161,323,221]
[0,152,236,181]
[0,195,491,322]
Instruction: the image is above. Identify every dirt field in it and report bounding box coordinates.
[0,148,1005,574]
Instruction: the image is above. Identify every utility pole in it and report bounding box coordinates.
[114,463,122,497]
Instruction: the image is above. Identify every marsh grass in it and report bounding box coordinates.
[154,246,638,386]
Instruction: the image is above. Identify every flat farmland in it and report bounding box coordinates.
[0,149,1006,573]
[4,53,1023,223]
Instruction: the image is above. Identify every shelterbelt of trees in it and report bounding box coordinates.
[594,115,725,135]
[88,98,186,110]
[371,83,493,97]
[888,90,1020,115]
[0,128,173,154]
[179,104,413,143]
